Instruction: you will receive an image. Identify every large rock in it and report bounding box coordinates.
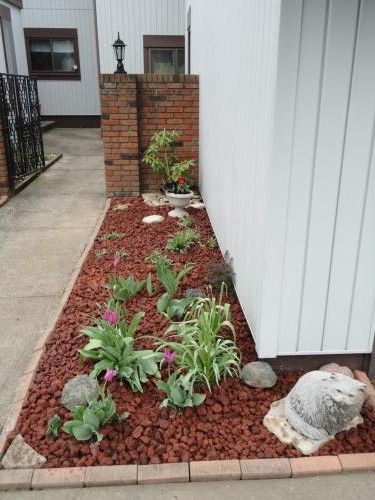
[240,361,277,388]
[61,374,97,411]
[142,214,165,224]
[1,435,46,469]
[284,371,366,440]
[263,398,364,455]
[319,362,354,379]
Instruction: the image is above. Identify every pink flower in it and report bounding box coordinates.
[103,309,118,325]
[163,348,176,365]
[113,257,121,267]
[103,369,117,382]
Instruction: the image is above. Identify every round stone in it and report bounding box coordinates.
[240,361,277,388]
[142,215,165,224]
[61,374,97,411]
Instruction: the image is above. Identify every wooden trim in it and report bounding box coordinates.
[0,5,11,20]
[24,28,81,80]
[143,35,185,48]
[42,115,101,128]
[5,0,22,8]
[0,19,9,73]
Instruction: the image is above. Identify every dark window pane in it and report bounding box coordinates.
[150,49,174,74]
[52,39,76,71]
[30,39,52,70]
[177,49,185,74]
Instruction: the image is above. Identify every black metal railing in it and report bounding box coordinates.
[0,73,45,189]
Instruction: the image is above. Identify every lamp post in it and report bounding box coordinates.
[112,32,127,74]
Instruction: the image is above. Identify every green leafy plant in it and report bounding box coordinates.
[79,309,162,392]
[178,216,193,229]
[142,129,195,194]
[144,250,173,267]
[62,389,128,442]
[46,414,62,438]
[96,248,108,258]
[100,230,123,241]
[115,249,129,259]
[207,236,218,249]
[155,285,240,390]
[165,229,200,253]
[156,372,205,410]
[106,274,153,301]
[206,251,235,291]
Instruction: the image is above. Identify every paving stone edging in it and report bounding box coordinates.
[0,197,374,491]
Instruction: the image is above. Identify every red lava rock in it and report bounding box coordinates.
[11,198,375,467]
[132,426,143,439]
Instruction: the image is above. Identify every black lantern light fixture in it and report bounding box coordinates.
[112,32,127,74]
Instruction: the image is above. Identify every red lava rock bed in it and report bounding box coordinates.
[9,198,375,468]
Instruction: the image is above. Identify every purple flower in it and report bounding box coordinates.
[163,348,176,365]
[103,309,118,325]
[113,257,121,267]
[103,369,117,382]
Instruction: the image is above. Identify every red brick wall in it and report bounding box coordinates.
[100,74,199,197]
[0,120,9,196]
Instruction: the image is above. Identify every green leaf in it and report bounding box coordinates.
[83,408,100,429]
[46,414,62,438]
[72,423,94,441]
[157,293,171,314]
[192,393,206,406]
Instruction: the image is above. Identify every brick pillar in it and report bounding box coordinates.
[0,120,10,196]
[100,74,140,197]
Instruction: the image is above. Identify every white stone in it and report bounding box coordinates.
[113,203,128,211]
[284,371,366,440]
[142,214,165,224]
[1,435,46,469]
[263,397,364,455]
[190,201,205,209]
[319,362,354,379]
[241,361,277,388]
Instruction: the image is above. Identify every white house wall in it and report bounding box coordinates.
[21,0,100,115]
[187,0,282,348]
[266,0,375,357]
[95,0,186,74]
[0,0,28,74]
[190,0,375,359]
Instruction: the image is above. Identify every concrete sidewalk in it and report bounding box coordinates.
[2,473,375,499]
[0,128,105,429]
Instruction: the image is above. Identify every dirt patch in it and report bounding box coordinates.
[11,199,375,467]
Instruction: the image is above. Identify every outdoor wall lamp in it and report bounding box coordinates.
[112,32,127,74]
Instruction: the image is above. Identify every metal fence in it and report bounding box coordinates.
[0,73,45,189]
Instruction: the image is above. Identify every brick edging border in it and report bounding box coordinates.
[0,198,374,491]
[1,454,375,490]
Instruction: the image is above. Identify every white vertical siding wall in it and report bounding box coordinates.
[0,0,28,74]
[21,0,100,115]
[187,0,282,347]
[96,0,186,73]
[190,0,375,358]
[269,0,375,356]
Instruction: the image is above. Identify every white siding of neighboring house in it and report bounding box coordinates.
[186,0,282,351]
[95,0,186,74]
[0,0,28,74]
[21,0,100,116]
[189,0,375,359]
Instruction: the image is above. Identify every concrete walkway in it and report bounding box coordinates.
[0,128,105,429]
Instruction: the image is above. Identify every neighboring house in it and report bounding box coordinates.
[187,0,375,373]
[0,0,185,126]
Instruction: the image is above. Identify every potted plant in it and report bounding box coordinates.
[142,129,195,217]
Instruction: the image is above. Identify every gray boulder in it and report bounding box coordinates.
[61,374,97,411]
[284,370,366,440]
[319,362,354,379]
[240,361,277,388]
[1,435,46,469]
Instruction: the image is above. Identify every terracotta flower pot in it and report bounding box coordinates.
[166,190,194,218]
